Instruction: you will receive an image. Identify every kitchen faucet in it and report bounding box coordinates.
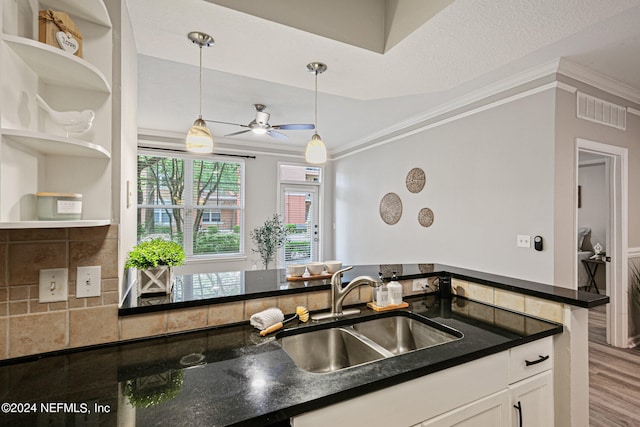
[311,266,382,321]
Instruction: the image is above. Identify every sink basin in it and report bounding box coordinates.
[278,327,386,373]
[278,312,463,373]
[352,314,462,355]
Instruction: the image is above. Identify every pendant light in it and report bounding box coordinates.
[186,31,214,153]
[305,62,327,164]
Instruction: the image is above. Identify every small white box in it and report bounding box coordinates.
[36,192,82,220]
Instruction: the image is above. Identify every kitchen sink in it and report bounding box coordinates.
[278,327,387,373]
[352,314,461,355]
[278,311,462,373]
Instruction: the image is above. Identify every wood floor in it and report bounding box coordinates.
[589,305,640,426]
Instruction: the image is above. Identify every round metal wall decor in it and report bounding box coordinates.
[418,208,434,227]
[406,168,426,193]
[379,192,402,225]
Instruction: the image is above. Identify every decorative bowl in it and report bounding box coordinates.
[306,262,325,275]
[287,264,306,277]
[324,260,342,274]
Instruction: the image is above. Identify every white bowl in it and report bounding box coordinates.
[306,262,325,275]
[324,260,342,274]
[287,264,306,277]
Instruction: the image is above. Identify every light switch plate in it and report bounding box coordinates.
[39,268,68,303]
[76,266,101,298]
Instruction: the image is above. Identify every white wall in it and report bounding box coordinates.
[333,88,556,284]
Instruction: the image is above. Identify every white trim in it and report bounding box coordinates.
[628,247,640,258]
[558,59,640,105]
[628,107,640,117]
[335,81,568,160]
[629,334,640,348]
[576,139,629,348]
[578,159,606,167]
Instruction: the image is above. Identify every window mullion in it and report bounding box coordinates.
[183,159,194,256]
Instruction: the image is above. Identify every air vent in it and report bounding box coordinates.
[577,92,626,130]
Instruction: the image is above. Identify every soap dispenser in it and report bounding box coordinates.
[377,274,390,308]
[388,271,403,305]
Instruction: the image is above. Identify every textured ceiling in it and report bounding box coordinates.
[129,0,640,153]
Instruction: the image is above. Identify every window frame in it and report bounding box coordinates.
[137,149,245,262]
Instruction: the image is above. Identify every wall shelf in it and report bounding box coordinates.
[1,129,111,159]
[3,35,111,93]
[39,0,112,28]
[0,219,111,229]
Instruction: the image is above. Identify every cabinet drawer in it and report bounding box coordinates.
[509,337,553,383]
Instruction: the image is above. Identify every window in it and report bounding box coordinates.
[137,151,244,259]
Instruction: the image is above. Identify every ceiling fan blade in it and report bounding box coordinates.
[272,124,315,130]
[267,130,289,140]
[224,129,252,137]
[204,119,249,128]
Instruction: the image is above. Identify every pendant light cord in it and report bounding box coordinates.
[314,70,319,133]
[198,45,203,119]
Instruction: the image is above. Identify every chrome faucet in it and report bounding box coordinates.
[311,266,382,321]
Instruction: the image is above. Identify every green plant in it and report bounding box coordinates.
[250,213,288,270]
[125,238,186,270]
[630,262,640,308]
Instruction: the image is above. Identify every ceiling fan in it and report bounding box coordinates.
[205,104,314,140]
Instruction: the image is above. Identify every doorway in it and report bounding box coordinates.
[576,138,628,348]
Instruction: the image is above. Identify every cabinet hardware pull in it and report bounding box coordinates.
[525,354,549,366]
[513,401,523,427]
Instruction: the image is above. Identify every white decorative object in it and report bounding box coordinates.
[36,94,95,136]
[55,31,79,55]
[138,266,174,295]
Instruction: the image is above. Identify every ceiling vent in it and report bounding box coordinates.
[576,92,626,130]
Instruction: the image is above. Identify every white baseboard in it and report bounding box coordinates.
[628,334,640,349]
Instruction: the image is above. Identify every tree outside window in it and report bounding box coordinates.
[137,153,244,258]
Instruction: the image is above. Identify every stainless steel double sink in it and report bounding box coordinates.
[277,311,463,373]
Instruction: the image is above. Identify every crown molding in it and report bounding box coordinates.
[557,58,640,105]
[333,59,564,158]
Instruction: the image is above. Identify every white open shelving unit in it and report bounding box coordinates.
[0,0,113,228]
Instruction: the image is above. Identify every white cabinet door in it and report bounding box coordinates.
[420,390,510,427]
[509,371,553,427]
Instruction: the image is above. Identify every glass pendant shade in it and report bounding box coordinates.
[186,117,214,153]
[305,133,327,164]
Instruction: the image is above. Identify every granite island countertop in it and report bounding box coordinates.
[1,295,562,426]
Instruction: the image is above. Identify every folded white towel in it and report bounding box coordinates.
[250,307,284,330]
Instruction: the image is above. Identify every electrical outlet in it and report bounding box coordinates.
[517,234,531,248]
[412,279,434,292]
[39,268,68,303]
[76,266,101,298]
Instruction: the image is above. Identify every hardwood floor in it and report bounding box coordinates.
[589,305,640,426]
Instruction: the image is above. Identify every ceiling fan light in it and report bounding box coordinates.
[251,127,268,135]
[186,118,214,153]
[305,133,327,164]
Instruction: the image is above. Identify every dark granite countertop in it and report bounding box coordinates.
[1,295,562,426]
[120,263,609,316]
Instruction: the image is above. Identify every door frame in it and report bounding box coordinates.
[576,138,628,347]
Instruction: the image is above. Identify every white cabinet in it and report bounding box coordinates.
[419,390,511,427]
[0,0,113,228]
[291,337,554,427]
[509,371,553,427]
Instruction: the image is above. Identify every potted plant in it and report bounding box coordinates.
[125,238,186,296]
[250,213,288,270]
